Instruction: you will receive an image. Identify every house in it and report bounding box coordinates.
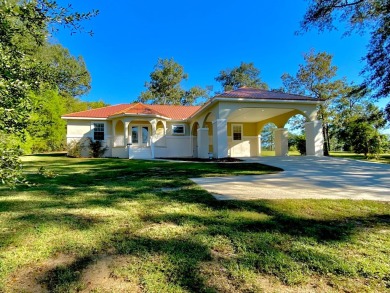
[61,87,324,159]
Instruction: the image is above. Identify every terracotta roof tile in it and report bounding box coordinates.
[216,87,316,101]
[62,104,132,118]
[112,103,167,117]
[147,105,201,120]
[62,103,201,120]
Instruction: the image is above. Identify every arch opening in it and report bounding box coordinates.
[285,113,307,156]
[260,122,278,156]
[114,120,125,147]
[191,122,200,157]
[202,112,215,155]
[155,121,166,147]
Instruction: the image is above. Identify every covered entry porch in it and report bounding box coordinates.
[111,118,166,159]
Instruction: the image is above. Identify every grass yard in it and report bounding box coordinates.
[330,151,390,164]
[0,154,389,292]
[262,150,302,157]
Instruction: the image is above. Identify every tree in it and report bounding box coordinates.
[139,58,207,105]
[0,1,97,186]
[300,0,390,112]
[24,89,67,153]
[281,51,347,155]
[385,103,390,122]
[261,124,277,151]
[215,62,268,91]
[288,133,306,155]
[35,44,91,97]
[347,104,387,157]
[330,85,388,156]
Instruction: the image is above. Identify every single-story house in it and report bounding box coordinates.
[62,87,324,159]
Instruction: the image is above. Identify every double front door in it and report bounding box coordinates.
[131,125,150,146]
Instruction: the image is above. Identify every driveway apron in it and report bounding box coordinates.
[190,156,390,201]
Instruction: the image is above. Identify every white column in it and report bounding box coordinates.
[274,128,288,156]
[212,119,228,159]
[305,120,324,156]
[258,135,262,156]
[124,121,131,159]
[112,122,116,147]
[197,128,209,159]
[150,120,157,158]
[124,121,130,145]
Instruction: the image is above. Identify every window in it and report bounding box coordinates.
[93,123,104,141]
[232,124,242,141]
[172,124,185,135]
[131,126,139,144]
[142,126,149,144]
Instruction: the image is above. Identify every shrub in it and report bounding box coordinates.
[289,134,306,155]
[67,139,84,158]
[87,138,108,158]
[38,166,58,178]
[296,136,306,155]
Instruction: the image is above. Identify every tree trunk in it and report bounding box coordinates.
[322,123,330,156]
[325,123,331,154]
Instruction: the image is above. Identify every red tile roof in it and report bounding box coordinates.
[216,87,316,101]
[62,103,201,120]
[112,103,166,117]
[62,104,132,118]
[62,88,317,120]
[147,105,201,120]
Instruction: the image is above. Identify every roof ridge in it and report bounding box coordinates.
[216,87,315,100]
[110,102,168,117]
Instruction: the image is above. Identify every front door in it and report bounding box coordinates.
[131,125,150,146]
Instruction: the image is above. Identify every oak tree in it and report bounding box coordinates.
[0,0,97,186]
[215,62,268,91]
[139,58,207,105]
[281,51,347,155]
[300,0,390,116]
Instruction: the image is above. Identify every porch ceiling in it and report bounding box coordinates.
[225,108,295,123]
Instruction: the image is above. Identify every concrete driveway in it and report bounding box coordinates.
[190,156,390,201]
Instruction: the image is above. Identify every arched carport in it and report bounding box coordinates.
[191,87,324,159]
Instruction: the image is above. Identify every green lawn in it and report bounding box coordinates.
[330,151,390,164]
[0,154,389,292]
[261,150,301,156]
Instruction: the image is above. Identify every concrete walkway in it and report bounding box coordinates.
[190,156,390,201]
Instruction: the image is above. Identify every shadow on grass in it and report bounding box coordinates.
[7,156,390,244]
[36,204,390,291]
[2,156,389,291]
[40,235,211,292]
[145,190,390,242]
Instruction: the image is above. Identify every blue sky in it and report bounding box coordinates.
[53,0,382,107]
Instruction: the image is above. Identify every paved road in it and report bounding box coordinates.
[190,156,390,201]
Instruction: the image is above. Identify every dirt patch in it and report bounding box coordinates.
[7,253,77,293]
[80,255,141,293]
[7,254,141,293]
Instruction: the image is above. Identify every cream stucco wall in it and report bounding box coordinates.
[154,136,192,157]
[67,120,93,138]
[228,136,259,157]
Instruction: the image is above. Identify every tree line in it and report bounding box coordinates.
[139,53,389,158]
[0,0,100,185]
